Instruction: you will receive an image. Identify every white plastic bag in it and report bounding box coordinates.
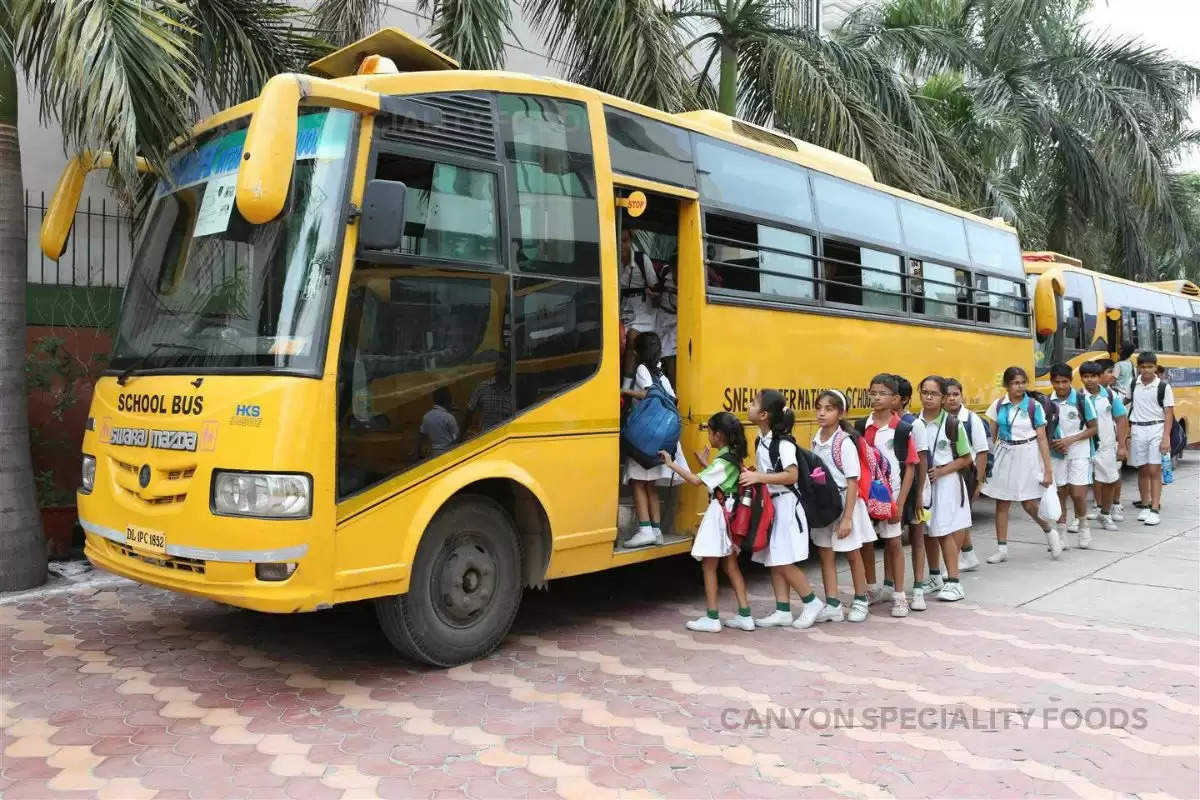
[1037,484,1061,522]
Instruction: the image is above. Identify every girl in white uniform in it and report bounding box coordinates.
[660,412,754,633]
[809,390,875,623]
[620,333,687,549]
[982,366,1058,563]
[740,390,825,631]
[915,376,973,602]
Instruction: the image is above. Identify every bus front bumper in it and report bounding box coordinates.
[80,518,331,613]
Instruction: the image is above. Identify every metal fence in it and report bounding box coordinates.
[25,189,134,288]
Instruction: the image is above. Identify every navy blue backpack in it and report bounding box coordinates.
[621,375,681,469]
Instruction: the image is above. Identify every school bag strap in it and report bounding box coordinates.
[941,413,973,504]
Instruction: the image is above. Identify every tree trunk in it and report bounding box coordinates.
[0,49,48,591]
[718,40,738,116]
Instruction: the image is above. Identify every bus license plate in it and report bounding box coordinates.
[125,526,167,555]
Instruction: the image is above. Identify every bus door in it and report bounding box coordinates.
[612,183,701,549]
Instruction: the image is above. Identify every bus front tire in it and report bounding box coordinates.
[375,496,523,667]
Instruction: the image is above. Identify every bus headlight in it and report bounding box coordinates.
[81,455,96,493]
[212,471,311,519]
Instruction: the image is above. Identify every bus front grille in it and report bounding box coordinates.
[109,541,206,574]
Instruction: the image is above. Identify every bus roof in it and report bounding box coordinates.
[1023,252,1200,299]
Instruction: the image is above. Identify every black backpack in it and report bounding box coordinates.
[941,414,977,500]
[1129,378,1184,456]
[759,434,842,530]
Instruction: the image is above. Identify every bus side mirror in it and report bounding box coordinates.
[358,179,408,251]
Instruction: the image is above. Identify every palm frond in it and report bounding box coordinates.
[310,0,382,48]
[418,0,512,70]
[11,0,196,189]
[525,0,691,111]
[187,0,327,109]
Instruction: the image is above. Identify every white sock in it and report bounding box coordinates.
[997,543,1008,551]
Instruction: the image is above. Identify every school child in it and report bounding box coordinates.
[1046,363,1099,547]
[893,376,932,609]
[659,412,754,632]
[983,366,1059,562]
[654,255,678,386]
[620,333,687,548]
[944,378,988,571]
[1113,343,1136,401]
[859,374,919,617]
[1080,360,1128,531]
[915,376,972,601]
[808,390,876,623]
[1128,351,1175,526]
[1095,358,1129,520]
[742,390,825,630]
[619,228,660,389]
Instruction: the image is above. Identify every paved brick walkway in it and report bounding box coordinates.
[2,555,1198,799]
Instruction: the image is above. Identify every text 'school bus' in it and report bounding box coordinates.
[43,29,1032,666]
[1024,252,1198,446]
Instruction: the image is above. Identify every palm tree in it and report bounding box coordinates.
[0,0,321,591]
[840,0,1200,279]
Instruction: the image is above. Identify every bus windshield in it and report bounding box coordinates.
[111,108,356,374]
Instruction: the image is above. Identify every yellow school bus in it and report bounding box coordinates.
[44,29,1031,665]
[1024,251,1199,446]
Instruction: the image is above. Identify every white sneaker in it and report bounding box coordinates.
[815,603,845,623]
[1057,527,1071,551]
[1067,519,1080,534]
[1111,503,1125,522]
[868,584,894,605]
[847,599,869,623]
[938,582,965,601]
[625,528,657,548]
[891,595,910,617]
[686,616,722,633]
[1144,510,1161,526]
[654,528,664,545]
[754,609,794,628]
[1086,506,1100,521]
[960,550,981,572]
[723,614,755,631]
[911,588,927,612]
[792,600,823,630]
[1078,527,1092,549]
[986,546,1008,565]
[1047,528,1063,559]
[920,574,945,593]
[1137,507,1151,522]
[1099,514,1118,531]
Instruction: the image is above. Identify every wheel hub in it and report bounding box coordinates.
[433,536,496,627]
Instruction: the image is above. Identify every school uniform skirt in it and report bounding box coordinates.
[752,491,810,566]
[624,442,687,486]
[810,492,876,553]
[927,473,972,537]
[984,440,1044,502]
[691,498,734,560]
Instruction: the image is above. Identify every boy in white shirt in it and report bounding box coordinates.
[1080,360,1128,531]
[943,378,989,571]
[1127,352,1175,526]
[1048,363,1098,548]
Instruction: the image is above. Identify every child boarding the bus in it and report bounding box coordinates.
[857,373,919,618]
[808,389,876,623]
[915,376,972,601]
[659,412,755,632]
[1127,351,1175,526]
[1080,360,1128,531]
[620,333,687,548]
[984,366,1058,563]
[1048,363,1099,548]
[741,390,826,630]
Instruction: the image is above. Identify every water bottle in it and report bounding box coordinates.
[1162,453,1174,485]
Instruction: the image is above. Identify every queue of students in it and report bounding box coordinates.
[638,353,1176,634]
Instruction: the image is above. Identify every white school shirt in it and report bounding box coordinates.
[811,429,859,491]
[1051,390,1096,460]
[920,411,970,469]
[986,397,1038,441]
[755,430,799,496]
[619,252,657,331]
[1128,377,1174,424]
[956,407,990,455]
[1086,387,1126,449]
[633,364,674,398]
[420,405,459,455]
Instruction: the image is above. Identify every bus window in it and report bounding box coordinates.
[694,135,813,225]
[1157,315,1177,352]
[811,172,901,249]
[500,94,599,280]
[514,278,602,411]
[976,274,1026,329]
[912,259,968,321]
[1063,299,1086,351]
[1136,310,1154,351]
[605,107,695,188]
[1179,316,1197,354]
[899,200,969,265]
[704,214,816,301]
[823,239,902,310]
[1064,271,1098,346]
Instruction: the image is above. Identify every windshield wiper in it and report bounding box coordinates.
[116,342,205,386]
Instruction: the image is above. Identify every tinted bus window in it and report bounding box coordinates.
[1063,271,1098,348]
[967,223,1023,278]
[900,200,969,264]
[694,135,813,224]
[605,108,695,187]
[811,172,901,248]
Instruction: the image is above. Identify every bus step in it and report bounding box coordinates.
[613,533,692,553]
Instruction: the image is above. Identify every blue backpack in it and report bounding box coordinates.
[621,374,681,469]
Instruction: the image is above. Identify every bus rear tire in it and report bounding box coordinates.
[375,495,523,667]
